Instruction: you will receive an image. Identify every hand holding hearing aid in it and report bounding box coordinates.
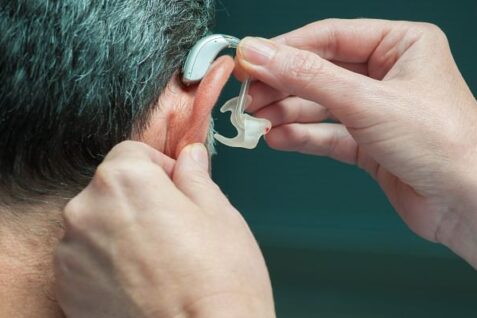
[236,19,477,268]
[54,142,275,318]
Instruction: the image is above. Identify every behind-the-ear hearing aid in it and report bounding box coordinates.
[182,34,271,150]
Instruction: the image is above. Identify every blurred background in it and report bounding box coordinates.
[211,0,477,317]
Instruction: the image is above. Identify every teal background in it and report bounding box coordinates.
[211,0,477,317]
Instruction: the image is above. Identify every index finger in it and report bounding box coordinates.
[272,18,392,64]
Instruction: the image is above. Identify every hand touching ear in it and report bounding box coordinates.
[54,141,275,318]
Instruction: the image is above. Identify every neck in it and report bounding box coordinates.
[0,204,65,318]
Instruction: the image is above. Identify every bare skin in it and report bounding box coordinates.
[236,18,477,268]
[0,214,65,318]
[54,142,275,318]
[54,18,477,318]
[0,57,240,318]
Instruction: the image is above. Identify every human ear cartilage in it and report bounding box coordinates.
[182,34,271,150]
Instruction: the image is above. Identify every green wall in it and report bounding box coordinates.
[212,0,477,316]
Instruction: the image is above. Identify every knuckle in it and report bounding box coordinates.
[63,196,89,232]
[294,125,311,151]
[92,163,116,189]
[285,124,309,152]
[94,160,158,189]
[320,18,341,26]
[417,22,448,42]
[110,140,144,154]
[324,130,340,157]
[276,101,292,122]
[419,22,442,34]
[105,141,150,162]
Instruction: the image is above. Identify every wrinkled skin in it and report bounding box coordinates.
[236,19,477,268]
[54,142,275,318]
[54,17,477,318]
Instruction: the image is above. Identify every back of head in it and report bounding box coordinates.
[0,0,214,204]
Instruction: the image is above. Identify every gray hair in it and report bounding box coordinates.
[0,0,215,204]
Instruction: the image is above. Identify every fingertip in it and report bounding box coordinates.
[177,143,209,173]
[236,37,274,73]
[173,144,224,211]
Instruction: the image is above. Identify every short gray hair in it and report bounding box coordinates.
[0,0,215,204]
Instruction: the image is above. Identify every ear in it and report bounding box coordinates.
[139,55,235,159]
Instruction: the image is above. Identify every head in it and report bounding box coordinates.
[0,0,233,207]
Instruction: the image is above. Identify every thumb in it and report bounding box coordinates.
[173,143,226,211]
[237,37,381,121]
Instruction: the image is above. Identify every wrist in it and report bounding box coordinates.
[436,158,477,269]
[182,292,276,318]
[436,208,477,269]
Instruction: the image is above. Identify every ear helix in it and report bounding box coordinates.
[182,35,271,150]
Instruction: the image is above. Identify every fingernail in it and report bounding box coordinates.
[239,37,277,66]
[188,143,209,171]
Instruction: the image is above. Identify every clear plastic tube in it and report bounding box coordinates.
[235,77,251,129]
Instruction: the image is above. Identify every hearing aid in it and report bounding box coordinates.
[182,34,271,150]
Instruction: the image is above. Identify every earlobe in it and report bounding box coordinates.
[167,55,235,158]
